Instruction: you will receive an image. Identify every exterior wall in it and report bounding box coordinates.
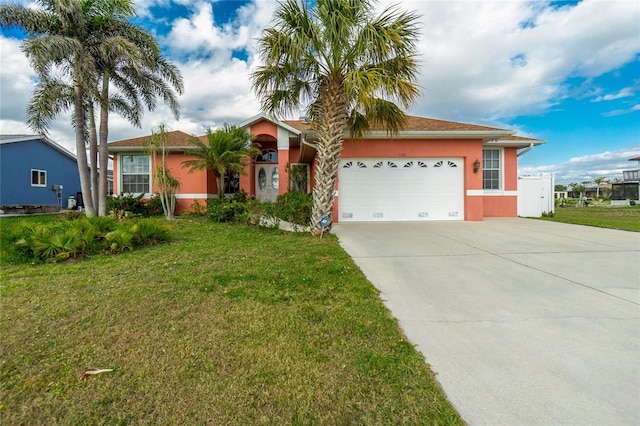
[0,139,81,206]
[113,151,214,214]
[250,121,278,139]
[482,196,517,217]
[335,138,485,221]
[482,147,518,217]
[160,154,212,214]
[240,158,255,196]
[278,149,290,195]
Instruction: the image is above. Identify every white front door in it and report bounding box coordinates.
[256,164,279,202]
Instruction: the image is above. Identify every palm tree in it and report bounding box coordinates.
[182,125,260,199]
[252,0,420,235]
[0,0,183,217]
[593,176,607,199]
[92,9,183,216]
[147,124,180,220]
[0,0,100,215]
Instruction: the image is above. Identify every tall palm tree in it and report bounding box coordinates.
[252,0,420,234]
[182,125,260,199]
[0,0,100,215]
[0,0,183,217]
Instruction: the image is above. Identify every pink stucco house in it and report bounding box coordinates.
[107,113,543,222]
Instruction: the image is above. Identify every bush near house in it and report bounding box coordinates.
[273,191,313,226]
[205,191,312,227]
[106,193,164,218]
[2,214,171,263]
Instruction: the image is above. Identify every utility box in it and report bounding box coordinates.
[68,195,76,209]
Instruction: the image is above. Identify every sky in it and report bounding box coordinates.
[0,0,639,185]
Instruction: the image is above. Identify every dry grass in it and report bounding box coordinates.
[1,216,462,425]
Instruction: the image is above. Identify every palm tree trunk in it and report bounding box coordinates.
[217,174,225,199]
[98,73,110,217]
[88,103,99,211]
[74,81,95,217]
[310,78,347,235]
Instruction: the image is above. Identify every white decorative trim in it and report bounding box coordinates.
[175,193,218,199]
[277,126,290,151]
[30,169,47,187]
[467,190,517,196]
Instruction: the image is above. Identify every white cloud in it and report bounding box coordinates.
[393,0,640,121]
[602,104,640,117]
[519,147,640,183]
[592,87,635,102]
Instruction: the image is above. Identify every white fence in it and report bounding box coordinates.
[518,174,555,217]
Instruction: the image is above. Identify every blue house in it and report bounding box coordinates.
[0,134,81,212]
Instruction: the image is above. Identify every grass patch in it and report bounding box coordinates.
[538,206,640,232]
[0,216,462,424]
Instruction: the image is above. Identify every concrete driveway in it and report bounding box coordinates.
[333,218,639,425]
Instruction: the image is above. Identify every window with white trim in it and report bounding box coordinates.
[31,169,46,187]
[120,154,150,194]
[483,149,501,190]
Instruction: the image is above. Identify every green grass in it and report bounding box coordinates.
[0,215,462,425]
[538,205,640,232]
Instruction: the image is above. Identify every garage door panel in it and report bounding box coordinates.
[339,157,464,222]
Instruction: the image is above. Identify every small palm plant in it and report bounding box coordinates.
[182,125,260,199]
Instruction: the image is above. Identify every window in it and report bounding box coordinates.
[289,164,309,192]
[31,169,46,187]
[223,171,240,194]
[257,149,278,162]
[483,149,501,190]
[121,154,150,194]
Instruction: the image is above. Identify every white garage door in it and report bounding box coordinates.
[338,158,464,221]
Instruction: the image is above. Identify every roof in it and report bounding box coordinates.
[629,156,640,161]
[108,130,206,151]
[107,115,544,149]
[283,115,508,133]
[0,134,78,161]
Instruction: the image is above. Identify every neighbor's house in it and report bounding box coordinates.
[107,114,543,222]
[0,134,81,213]
[611,156,640,206]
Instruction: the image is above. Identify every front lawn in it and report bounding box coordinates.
[0,215,462,424]
[537,205,640,232]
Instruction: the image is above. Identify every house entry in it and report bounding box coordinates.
[256,164,278,202]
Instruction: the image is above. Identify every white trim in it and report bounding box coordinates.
[30,169,47,187]
[175,193,218,199]
[117,153,152,195]
[467,190,517,196]
[482,147,503,190]
[237,112,302,136]
[277,126,290,151]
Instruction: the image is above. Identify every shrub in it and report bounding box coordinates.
[107,193,147,217]
[273,191,312,225]
[145,194,165,216]
[6,216,171,263]
[206,198,251,223]
[205,192,255,223]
